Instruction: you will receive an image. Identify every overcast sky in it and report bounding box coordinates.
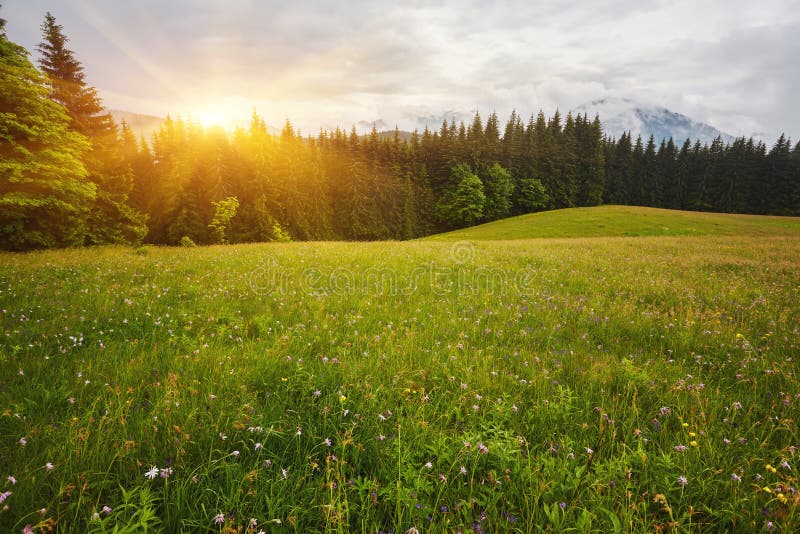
[3,0,798,140]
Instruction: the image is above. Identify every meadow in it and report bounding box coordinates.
[1,207,799,532]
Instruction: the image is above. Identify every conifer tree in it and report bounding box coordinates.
[1,14,94,250]
[38,12,145,244]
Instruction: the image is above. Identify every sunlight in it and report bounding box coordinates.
[195,110,225,128]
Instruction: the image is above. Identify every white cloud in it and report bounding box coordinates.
[2,0,797,139]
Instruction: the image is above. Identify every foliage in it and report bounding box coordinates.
[0,17,94,250]
[481,162,514,221]
[437,164,486,227]
[517,175,549,212]
[38,12,146,246]
[208,196,239,244]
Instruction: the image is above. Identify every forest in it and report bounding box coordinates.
[2,12,799,250]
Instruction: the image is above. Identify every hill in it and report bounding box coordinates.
[109,109,165,139]
[426,205,800,240]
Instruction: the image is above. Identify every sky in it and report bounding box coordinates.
[3,0,798,141]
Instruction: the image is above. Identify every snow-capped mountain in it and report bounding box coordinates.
[573,97,735,145]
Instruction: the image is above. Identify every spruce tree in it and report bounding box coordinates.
[38,12,145,244]
[1,14,95,250]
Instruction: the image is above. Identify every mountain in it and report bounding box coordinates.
[109,109,165,140]
[573,97,735,145]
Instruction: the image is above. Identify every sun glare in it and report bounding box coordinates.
[196,110,225,128]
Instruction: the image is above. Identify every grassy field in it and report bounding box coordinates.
[427,205,800,240]
[1,211,800,532]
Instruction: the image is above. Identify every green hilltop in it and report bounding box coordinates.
[425,205,800,241]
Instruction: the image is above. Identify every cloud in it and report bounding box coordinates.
[2,0,797,139]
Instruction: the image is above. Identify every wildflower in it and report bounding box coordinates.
[232,450,240,458]
[22,526,33,534]
[145,466,159,479]
[439,474,447,482]
[324,438,332,447]
[160,468,173,478]
[460,466,467,475]
[0,491,11,504]
[6,476,15,485]
[781,460,791,470]
[732,401,742,410]
[313,390,321,397]
[690,441,698,447]
[424,462,433,470]
[659,406,671,416]
[254,443,262,451]
[688,432,696,438]
[18,437,26,446]
[339,395,346,402]
[559,501,567,509]
[677,476,688,487]
[281,468,288,479]
[478,443,489,454]
[249,518,258,528]
[674,444,688,452]
[682,422,689,428]
[407,528,420,534]
[91,512,101,521]
[102,505,112,515]
[763,486,772,493]
[731,473,742,483]
[296,427,302,436]
[45,463,54,471]
[778,493,788,504]
[585,447,594,455]
[213,513,225,525]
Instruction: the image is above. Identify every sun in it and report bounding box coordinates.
[196,110,225,128]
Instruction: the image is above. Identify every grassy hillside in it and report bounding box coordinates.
[427,205,800,240]
[1,236,799,532]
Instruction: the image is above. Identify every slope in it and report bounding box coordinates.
[425,205,800,240]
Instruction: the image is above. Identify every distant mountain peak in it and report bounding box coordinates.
[574,97,734,145]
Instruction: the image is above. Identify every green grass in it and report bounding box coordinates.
[1,216,799,532]
[426,205,800,240]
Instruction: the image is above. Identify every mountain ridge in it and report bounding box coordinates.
[573,97,735,145]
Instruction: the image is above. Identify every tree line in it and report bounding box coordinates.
[2,11,799,250]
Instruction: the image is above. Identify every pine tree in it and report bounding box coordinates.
[38,12,145,244]
[1,15,95,250]
[38,12,105,136]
